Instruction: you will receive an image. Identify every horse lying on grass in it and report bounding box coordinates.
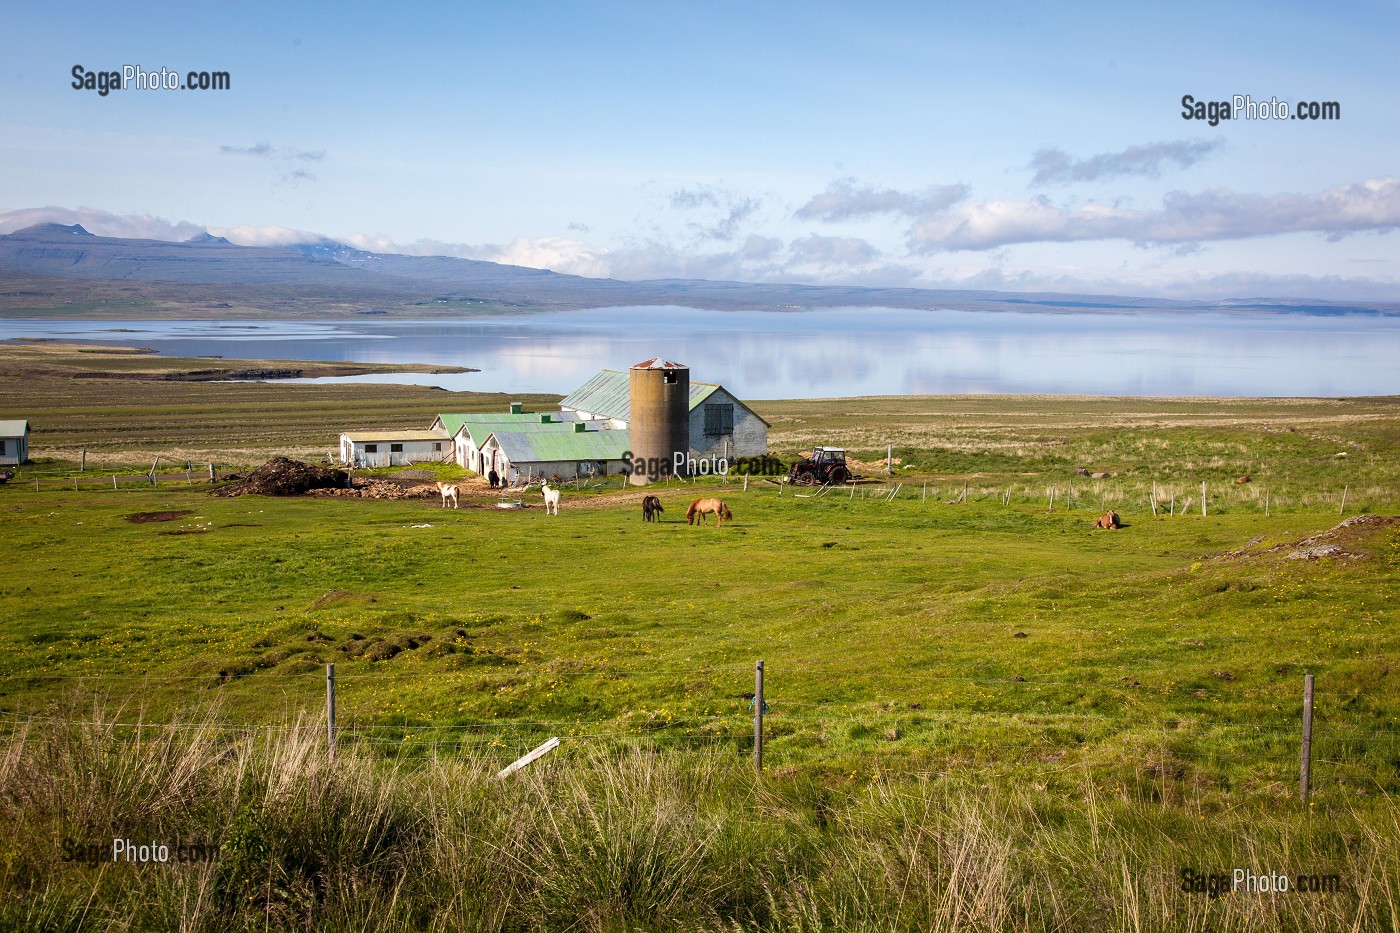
[642,495,664,522]
[1094,510,1121,529]
[686,497,732,526]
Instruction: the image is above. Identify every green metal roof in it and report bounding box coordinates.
[0,420,29,437]
[486,426,632,464]
[442,411,585,439]
[433,413,471,437]
[558,370,719,422]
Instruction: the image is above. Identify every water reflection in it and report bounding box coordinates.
[1,307,1395,398]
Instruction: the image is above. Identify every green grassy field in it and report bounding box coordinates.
[2,348,1398,930]
[2,478,1395,795]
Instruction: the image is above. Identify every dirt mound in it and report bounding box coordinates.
[1216,514,1397,562]
[215,457,349,497]
[126,510,194,523]
[1287,544,1349,560]
[309,478,439,499]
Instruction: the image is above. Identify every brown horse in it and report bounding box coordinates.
[642,495,664,522]
[1093,510,1121,529]
[686,497,732,526]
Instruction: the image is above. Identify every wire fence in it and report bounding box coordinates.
[2,664,1393,797]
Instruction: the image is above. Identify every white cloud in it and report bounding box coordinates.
[0,206,206,241]
[210,224,325,247]
[1029,140,1222,185]
[343,233,616,279]
[220,142,324,162]
[909,178,1400,251]
[788,234,881,267]
[470,237,614,278]
[796,177,969,221]
[670,184,762,241]
[740,235,783,261]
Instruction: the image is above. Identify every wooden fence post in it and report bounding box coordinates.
[1201,481,1207,517]
[1339,485,1348,516]
[754,660,765,773]
[326,664,337,762]
[1300,673,1314,801]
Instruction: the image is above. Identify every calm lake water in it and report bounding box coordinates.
[3,307,1397,398]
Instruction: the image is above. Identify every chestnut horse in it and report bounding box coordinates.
[686,497,732,526]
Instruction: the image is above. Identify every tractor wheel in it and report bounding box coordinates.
[794,471,817,486]
[829,466,850,485]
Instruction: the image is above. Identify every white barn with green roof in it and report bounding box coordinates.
[559,370,768,461]
[0,420,30,467]
[432,404,583,472]
[479,422,632,484]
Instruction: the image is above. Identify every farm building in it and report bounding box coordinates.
[338,430,449,468]
[0,420,29,466]
[432,404,582,472]
[478,423,632,485]
[560,368,769,460]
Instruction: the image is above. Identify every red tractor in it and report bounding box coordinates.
[787,447,851,486]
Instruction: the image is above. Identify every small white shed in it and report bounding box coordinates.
[338,430,449,468]
[0,420,29,467]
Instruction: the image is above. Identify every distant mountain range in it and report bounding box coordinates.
[1,223,1394,318]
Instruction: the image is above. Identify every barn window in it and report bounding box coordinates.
[0,440,6,456]
[433,442,442,452]
[390,443,404,453]
[663,369,678,385]
[703,403,734,436]
[364,444,378,453]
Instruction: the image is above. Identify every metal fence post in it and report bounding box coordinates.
[327,664,337,762]
[1300,674,1314,801]
[754,660,765,773]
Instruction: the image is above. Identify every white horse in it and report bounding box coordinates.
[541,481,561,516]
[435,482,459,508]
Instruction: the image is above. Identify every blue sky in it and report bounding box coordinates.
[2,1,1397,299]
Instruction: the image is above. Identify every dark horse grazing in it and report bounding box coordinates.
[642,495,664,522]
[686,497,732,526]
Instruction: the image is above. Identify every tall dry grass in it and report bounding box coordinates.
[1,706,1396,932]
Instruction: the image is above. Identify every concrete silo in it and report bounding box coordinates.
[628,358,689,485]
